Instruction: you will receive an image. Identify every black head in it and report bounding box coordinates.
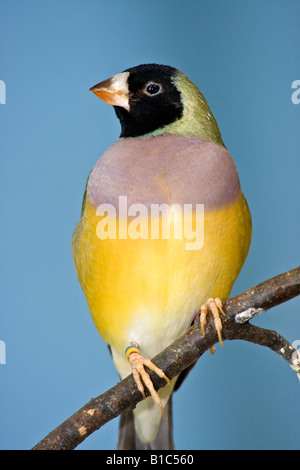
[90,63,224,145]
[115,64,183,137]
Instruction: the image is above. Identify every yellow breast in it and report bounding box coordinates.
[72,192,251,357]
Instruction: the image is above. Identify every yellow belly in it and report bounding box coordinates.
[72,192,251,357]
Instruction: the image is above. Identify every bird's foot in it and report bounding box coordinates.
[198,297,226,353]
[125,346,171,419]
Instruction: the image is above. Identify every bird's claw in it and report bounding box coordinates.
[127,351,171,419]
[199,297,226,352]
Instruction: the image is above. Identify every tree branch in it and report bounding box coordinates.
[32,266,300,450]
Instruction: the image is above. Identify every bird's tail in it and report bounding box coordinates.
[117,396,174,450]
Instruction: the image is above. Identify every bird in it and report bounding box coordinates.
[72,63,252,449]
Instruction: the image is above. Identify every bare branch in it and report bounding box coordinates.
[32,266,300,450]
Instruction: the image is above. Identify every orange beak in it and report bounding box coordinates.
[90,71,130,111]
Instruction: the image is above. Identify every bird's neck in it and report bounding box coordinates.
[146,73,225,146]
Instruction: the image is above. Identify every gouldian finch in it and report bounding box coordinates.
[72,64,251,449]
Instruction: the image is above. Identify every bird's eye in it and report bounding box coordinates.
[145,83,161,96]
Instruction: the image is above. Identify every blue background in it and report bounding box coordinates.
[1,0,299,450]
